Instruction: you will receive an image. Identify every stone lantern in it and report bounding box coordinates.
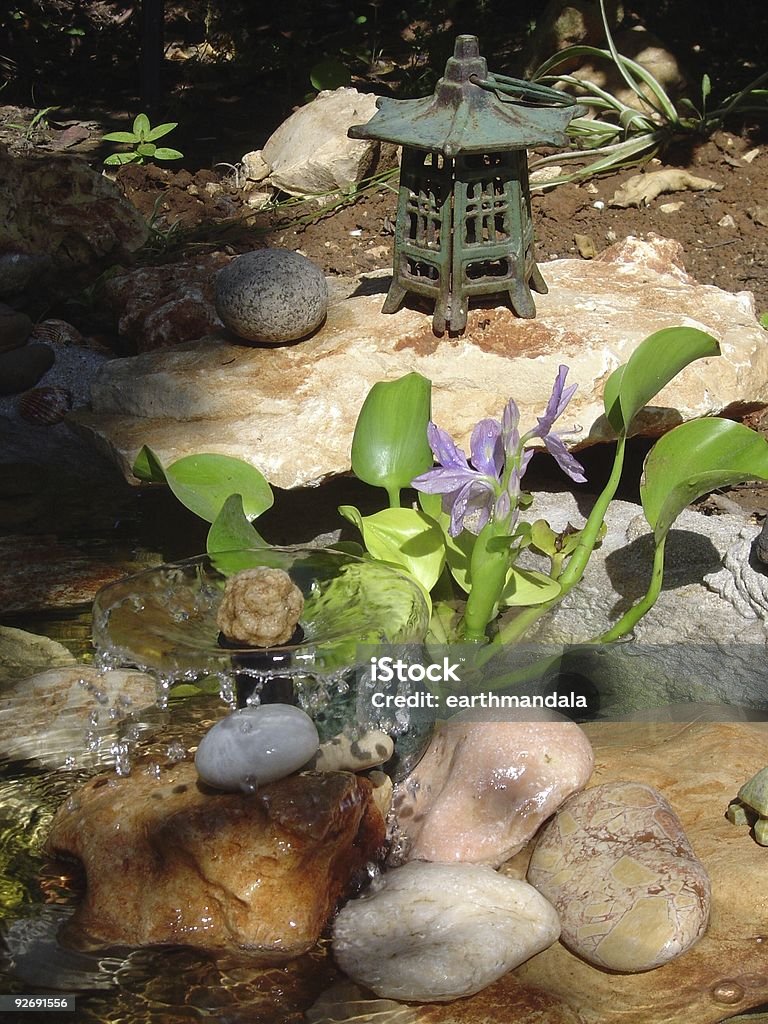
[349,35,582,334]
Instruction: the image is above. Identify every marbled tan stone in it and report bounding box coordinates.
[527,781,711,972]
[393,711,594,866]
[194,704,319,792]
[214,248,328,343]
[332,861,560,1002]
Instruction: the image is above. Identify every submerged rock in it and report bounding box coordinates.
[393,711,593,866]
[332,861,560,1002]
[46,766,385,957]
[194,704,320,792]
[0,343,55,395]
[527,781,711,972]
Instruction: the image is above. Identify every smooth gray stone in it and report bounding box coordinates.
[0,303,33,352]
[0,343,54,394]
[215,248,328,343]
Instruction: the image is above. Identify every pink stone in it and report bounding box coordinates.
[393,711,594,866]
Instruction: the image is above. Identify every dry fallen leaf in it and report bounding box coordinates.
[574,233,598,259]
[609,169,722,208]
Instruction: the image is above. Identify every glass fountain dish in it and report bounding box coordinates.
[91,545,431,740]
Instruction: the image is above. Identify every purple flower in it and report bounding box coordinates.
[523,365,586,484]
[412,366,586,537]
[412,421,501,536]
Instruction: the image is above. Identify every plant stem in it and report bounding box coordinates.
[462,521,513,642]
[488,433,627,649]
[594,534,667,644]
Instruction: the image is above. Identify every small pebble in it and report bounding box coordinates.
[194,704,319,792]
[309,729,394,772]
[527,781,710,972]
[0,344,54,395]
[214,248,328,344]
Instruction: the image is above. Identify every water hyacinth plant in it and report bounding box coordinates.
[133,325,768,650]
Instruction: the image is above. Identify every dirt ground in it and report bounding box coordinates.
[105,127,768,316]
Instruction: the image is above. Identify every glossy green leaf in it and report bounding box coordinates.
[132,444,167,482]
[640,418,768,542]
[133,113,151,139]
[103,151,141,165]
[207,494,267,554]
[145,121,178,141]
[339,504,444,593]
[418,491,475,593]
[603,327,720,433]
[501,566,561,607]
[154,147,183,161]
[351,373,432,506]
[164,454,273,523]
[529,519,558,556]
[137,142,156,157]
[310,58,352,91]
[102,130,138,143]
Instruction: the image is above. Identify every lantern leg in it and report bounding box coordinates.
[508,279,536,319]
[530,262,549,296]
[382,280,408,314]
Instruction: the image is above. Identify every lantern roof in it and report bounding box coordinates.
[349,35,582,157]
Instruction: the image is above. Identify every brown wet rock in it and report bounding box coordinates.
[46,765,385,958]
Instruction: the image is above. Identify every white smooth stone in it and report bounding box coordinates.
[195,705,319,792]
[332,861,560,1002]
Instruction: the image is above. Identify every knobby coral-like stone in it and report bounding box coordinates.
[527,781,711,972]
[332,861,560,1002]
[46,764,385,958]
[392,711,594,866]
[216,566,304,646]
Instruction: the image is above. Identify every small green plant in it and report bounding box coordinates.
[759,312,768,331]
[529,0,768,186]
[8,103,59,140]
[102,114,183,167]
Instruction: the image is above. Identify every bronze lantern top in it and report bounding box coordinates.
[349,35,580,157]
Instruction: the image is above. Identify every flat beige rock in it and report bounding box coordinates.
[72,235,768,489]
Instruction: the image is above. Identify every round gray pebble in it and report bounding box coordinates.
[0,344,54,395]
[194,704,319,792]
[215,248,328,343]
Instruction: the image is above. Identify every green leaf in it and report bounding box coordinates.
[153,147,183,161]
[133,113,151,139]
[640,419,768,543]
[101,130,138,143]
[603,327,721,433]
[163,454,274,523]
[501,566,561,607]
[310,58,352,91]
[702,73,712,102]
[137,142,157,157]
[103,151,141,165]
[132,445,168,482]
[529,519,558,556]
[351,373,433,506]
[145,121,178,141]
[339,504,445,594]
[207,494,267,554]
[417,491,475,593]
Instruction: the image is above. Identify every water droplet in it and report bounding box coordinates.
[711,980,744,1005]
[239,720,253,734]
[240,775,258,794]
